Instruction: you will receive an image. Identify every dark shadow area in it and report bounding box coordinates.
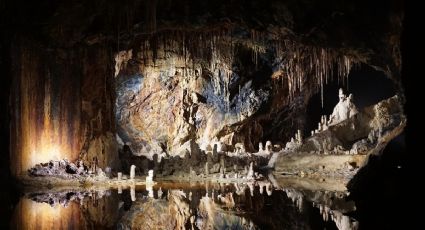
[347,132,405,229]
[0,33,20,229]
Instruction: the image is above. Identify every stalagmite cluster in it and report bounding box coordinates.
[328,89,359,126]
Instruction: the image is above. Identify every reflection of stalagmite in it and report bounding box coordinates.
[217,192,235,208]
[285,189,304,211]
[266,183,272,196]
[247,182,255,196]
[247,162,254,179]
[130,185,136,201]
[118,185,122,194]
[256,180,273,196]
[332,210,359,230]
[147,183,154,198]
[233,183,246,196]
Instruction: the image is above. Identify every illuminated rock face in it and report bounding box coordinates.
[10,42,117,176]
[114,39,359,158]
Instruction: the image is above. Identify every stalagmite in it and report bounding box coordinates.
[328,89,359,125]
[265,141,272,153]
[205,162,209,175]
[297,130,302,142]
[295,130,303,144]
[130,165,136,179]
[258,142,264,152]
[117,172,122,180]
[220,156,225,174]
[146,169,154,184]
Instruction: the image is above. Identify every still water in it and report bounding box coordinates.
[11,181,358,230]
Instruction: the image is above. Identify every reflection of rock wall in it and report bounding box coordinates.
[119,190,191,229]
[80,191,120,228]
[13,191,120,230]
[12,198,82,230]
[10,39,117,176]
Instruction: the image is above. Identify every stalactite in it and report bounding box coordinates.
[273,38,356,104]
[131,27,356,109]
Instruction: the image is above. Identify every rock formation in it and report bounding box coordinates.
[130,165,136,179]
[328,89,359,126]
[146,170,154,184]
[1,1,406,229]
[272,95,406,178]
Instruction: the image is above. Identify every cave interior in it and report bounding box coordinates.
[0,0,409,229]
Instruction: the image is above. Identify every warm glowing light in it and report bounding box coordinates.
[12,198,81,230]
[30,144,62,168]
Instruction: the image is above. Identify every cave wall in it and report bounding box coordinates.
[9,38,117,176]
[2,0,403,174]
[115,32,360,158]
[109,0,403,158]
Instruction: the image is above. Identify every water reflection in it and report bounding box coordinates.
[12,181,358,230]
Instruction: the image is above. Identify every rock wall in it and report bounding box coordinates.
[9,38,118,176]
[115,35,362,158]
